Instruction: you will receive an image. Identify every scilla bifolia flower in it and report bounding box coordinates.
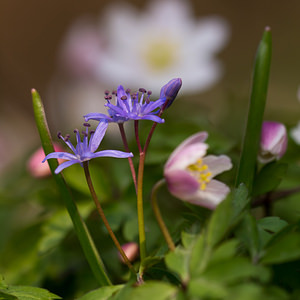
[160,78,182,108]
[43,121,133,174]
[84,84,167,124]
[258,121,287,164]
[164,132,232,209]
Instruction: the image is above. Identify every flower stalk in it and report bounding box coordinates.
[151,179,175,251]
[83,162,136,275]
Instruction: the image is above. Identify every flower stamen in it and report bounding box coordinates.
[187,159,212,191]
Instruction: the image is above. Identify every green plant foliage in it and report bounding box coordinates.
[77,285,123,300]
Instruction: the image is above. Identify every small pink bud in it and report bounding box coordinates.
[27,144,65,178]
[258,121,287,163]
[118,242,139,263]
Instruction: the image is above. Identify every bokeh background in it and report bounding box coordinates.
[1,0,300,172]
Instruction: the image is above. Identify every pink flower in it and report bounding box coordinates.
[164,132,232,209]
[27,144,65,178]
[118,242,139,263]
[258,121,287,163]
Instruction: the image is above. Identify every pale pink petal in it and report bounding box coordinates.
[165,143,208,171]
[184,179,230,210]
[164,169,199,198]
[166,132,208,166]
[202,155,232,177]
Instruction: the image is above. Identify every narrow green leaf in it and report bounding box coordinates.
[235,27,272,193]
[32,89,111,286]
[77,285,124,300]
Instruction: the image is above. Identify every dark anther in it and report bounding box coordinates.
[125,88,131,94]
[83,122,91,127]
[139,88,146,93]
[64,134,71,142]
[132,95,137,100]
[112,90,117,95]
[147,90,152,95]
[57,132,62,138]
[104,90,110,95]
[82,131,88,137]
[121,95,127,100]
[90,130,95,135]
[73,129,79,133]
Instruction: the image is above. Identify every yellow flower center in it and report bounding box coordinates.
[142,38,179,71]
[187,159,212,190]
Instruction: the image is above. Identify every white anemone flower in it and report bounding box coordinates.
[95,0,230,93]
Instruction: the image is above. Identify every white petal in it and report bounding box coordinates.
[290,121,300,145]
[202,155,233,177]
[184,179,230,210]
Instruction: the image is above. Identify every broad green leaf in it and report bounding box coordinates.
[189,234,206,276]
[181,231,197,249]
[257,217,288,233]
[202,257,270,284]
[0,291,18,299]
[231,184,249,220]
[165,247,190,282]
[235,27,272,192]
[253,162,288,196]
[261,231,300,264]
[208,239,239,266]
[1,285,61,300]
[188,278,228,299]
[77,285,123,300]
[125,281,178,300]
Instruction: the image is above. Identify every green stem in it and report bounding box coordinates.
[137,151,147,262]
[32,89,111,286]
[118,123,137,193]
[151,179,175,251]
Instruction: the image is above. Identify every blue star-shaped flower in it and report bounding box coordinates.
[84,85,166,124]
[42,121,133,174]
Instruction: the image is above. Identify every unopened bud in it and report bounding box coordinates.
[118,242,139,263]
[160,78,182,108]
[258,121,287,163]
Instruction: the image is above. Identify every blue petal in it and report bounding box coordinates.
[42,152,77,162]
[141,115,165,123]
[54,160,80,174]
[84,113,111,122]
[89,121,108,152]
[91,150,133,159]
[142,98,166,114]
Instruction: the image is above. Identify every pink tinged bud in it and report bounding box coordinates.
[164,132,232,210]
[258,121,288,163]
[160,78,182,108]
[118,242,139,263]
[27,144,65,178]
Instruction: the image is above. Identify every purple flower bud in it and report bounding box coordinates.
[164,132,232,210]
[118,242,139,263]
[258,121,287,163]
[160,78,182,108]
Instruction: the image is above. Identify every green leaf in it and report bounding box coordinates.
[253,162,288,196]
[165,247,190,282]
[261,231,300,264]
[235,27,272,193]
[77,285,123,300]
[202,257,270,284]
[188,278,228,299]
[125,282,178,300]
[32,90,111,286]
[0,285,61,300]
[235,212,260,262]
[257,217,288,233]
[231,184,250,220]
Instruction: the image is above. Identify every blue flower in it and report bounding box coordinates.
[84,85,166,124]
[42,121,133,174]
